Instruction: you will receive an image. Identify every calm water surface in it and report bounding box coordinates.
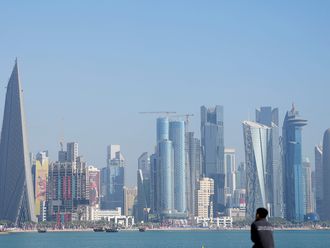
[1,230,330,248]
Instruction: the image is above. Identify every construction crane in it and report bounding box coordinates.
[139,111,177,116]
[170,113,194,132]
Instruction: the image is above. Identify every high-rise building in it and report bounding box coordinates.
[87,166,100,206]
[67,142,78,162]
[169,121,186,213]
[158,139,174,214]
[123,187,137,216]
[195,177,214,219]
[107,145,121,164]
[314,145,323,218]
[224,149,236,194]
[282,105,307,222]
[0,60,37,224]
[243,121,271,218]
[201,105,225,215]
[322,129,330,220]
[255,106,283,217]
[185,132,201,217]
[235,162,246,190]
[136,152,151,222]
[47,155,88,222]
[34,152,49,220]
[104,146,126,212]
[303,158,315,214]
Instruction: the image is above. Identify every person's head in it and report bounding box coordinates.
[256,208,268,220]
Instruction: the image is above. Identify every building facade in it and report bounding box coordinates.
[282,105,307,222]
[0,60,36,224]
[195,177,214,219]
[201,105,225,215]
[314,145,323,218]
[322,129,330,220]
[243,121,271,218]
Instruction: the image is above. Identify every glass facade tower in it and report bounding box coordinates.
[282,105,307,222]
[201,105,225,214]
[243,121,271,218]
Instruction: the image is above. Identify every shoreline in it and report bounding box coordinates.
[4,227,330,234]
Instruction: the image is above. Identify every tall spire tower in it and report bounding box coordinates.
[0,60,36,224]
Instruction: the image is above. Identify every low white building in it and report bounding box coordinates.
[78,205,134,227]
[194,216,233,228]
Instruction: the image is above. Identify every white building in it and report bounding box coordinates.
[195,177,214,219]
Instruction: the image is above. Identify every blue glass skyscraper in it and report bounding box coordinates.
[201,105,225,214]
[282,105,307,222]
[169,121,186,213]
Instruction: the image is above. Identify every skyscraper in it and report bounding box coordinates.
[243,121,271,218]
[136,152,151,221]
[314,145,323,218]
[282,105,307,222]
[123,186,137,216]
[201,105,225,215]
[105,146,125,212]
[67,142,78,162]
[158,139,174,214]
[322,129,330,220]
[169,121,186,213]
[224,149,236,194]
[185,131,201,217]
[195,177,214,219]
[255,106,283,217]
[303,158,315,214]
[34,152,49,220]
[0,60,37,224]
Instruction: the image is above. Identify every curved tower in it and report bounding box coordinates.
[0,60,36,224]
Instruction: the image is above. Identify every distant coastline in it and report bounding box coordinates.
[3,226,329,234]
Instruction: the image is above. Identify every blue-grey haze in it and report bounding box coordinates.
[0,1,329,185]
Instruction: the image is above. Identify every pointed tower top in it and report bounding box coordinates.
[291,102,295,112]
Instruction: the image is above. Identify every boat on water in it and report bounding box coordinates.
[93,227,104,232]
[105,227,119,233]
[37,228,47,233]
[139,227,146,232]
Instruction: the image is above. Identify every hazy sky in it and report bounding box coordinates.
[0,1,329,186]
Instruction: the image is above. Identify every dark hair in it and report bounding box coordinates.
[256,208,268,218]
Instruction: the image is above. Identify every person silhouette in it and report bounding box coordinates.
[251,208,275,248]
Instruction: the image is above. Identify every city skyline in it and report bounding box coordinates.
[0,1,329,186]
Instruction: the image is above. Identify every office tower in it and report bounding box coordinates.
[224,149,236,194]
[235,162,246,190]
[105,147,125,212]
[157,117,169,142]
[34,152,49,220]
[322,129,330,220]
[158,139,174,214]
[47,156,88,222]
[282,105,307,222]
[195,177,214,219]
[201,105,225,215]
[87,166,100,206]
[0,60,36,224]
[185,132,201,217]
[303,158,315,214]
[107,144,121,164]
[243,121,271,218]
[123,186,137,216]
[67,142,78,162]
[169,121,186,213]
[136,152,151,221]
[255,106,283,217]
[100,167,108,209]
[150,153,159,214]
[314,145,323,218]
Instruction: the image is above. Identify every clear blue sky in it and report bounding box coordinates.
[0,1,329,185]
